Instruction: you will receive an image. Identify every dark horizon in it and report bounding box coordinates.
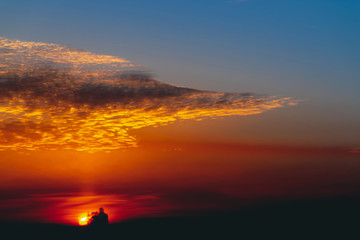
[1,195,360,239]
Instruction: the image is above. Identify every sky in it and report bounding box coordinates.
[0,0,359,225]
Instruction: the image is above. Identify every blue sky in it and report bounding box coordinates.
[1,0,359,147]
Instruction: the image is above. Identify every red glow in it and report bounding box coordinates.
[0,192,168,225]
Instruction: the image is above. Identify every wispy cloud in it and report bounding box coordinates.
[0,37,297,151]
[350,147,360,154]
[0,192,164,224]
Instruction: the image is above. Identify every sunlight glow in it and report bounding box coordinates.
[79,215,88,226]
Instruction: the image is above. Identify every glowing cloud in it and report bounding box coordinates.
[0,37,297,151]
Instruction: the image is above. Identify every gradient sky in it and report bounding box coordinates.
[0,0,359,225]
[1,0,359,147]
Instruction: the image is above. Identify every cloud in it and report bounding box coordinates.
[0,37,297,151]
[350,147,360,154]
[0,192,164,224]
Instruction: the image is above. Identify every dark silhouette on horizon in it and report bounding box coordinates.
[89,207,109,229]
[1,196,360,239]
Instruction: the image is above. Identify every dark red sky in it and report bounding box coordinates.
[1,139,359,225]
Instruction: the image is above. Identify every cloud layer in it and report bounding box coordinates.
[0,37,297,151]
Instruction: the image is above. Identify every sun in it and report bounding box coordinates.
[79,215,89,226]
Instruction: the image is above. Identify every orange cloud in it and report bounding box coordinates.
[0,37,298,151]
